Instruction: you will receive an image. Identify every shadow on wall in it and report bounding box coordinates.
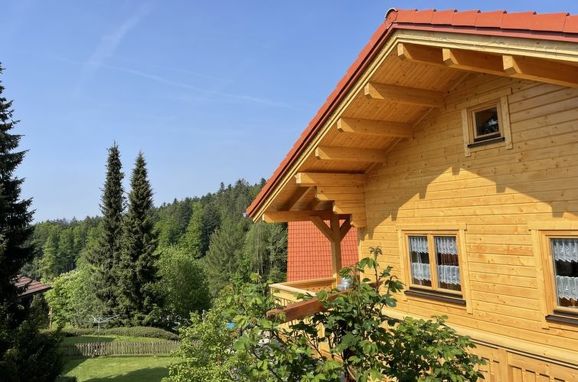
[363,84,578,238]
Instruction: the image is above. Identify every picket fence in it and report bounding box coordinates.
[61,340,179,358]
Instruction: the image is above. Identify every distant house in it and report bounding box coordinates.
[16,275,51,301]
[249,8,578,380]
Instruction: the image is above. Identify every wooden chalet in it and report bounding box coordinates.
[247,8,578,381]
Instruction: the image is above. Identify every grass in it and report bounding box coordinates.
[63,356,176,382]
[61,335,171,345]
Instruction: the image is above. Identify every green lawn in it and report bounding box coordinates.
[61,335,171,345]
[63,356,176,382]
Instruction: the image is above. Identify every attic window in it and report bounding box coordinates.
[461,96,512,156]
[473,107,500,142]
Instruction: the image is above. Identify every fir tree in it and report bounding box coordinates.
[87,144,124,318]
[0,63,61,381]
[203,218,247,296]
[119,152,160,325]
[39,233,58,280]
[179,201,203,258]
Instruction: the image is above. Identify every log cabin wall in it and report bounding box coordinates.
[361,73,578,379]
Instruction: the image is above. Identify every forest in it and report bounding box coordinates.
[24,157,287,329]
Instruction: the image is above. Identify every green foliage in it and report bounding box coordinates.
[0,63,63,381]
[179,202,203,258]
[86,144,125,318]
[163,289,248,382]
[243,222,287,282]
[169,248,483,382]
[57,326,179,340]
[203,218,248,295]
[118,153,161,326]
[157,246,211,325]
[45,265,104,328]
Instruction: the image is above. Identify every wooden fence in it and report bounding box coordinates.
[61,341,179,358]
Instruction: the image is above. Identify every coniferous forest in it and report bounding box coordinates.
[23,147,287,329]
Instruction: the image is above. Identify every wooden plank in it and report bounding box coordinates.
[336,117,412,137]
[315,146,387,163]
[263,210,333,223]
[503,55,578,88]
[295,172,366,186]
[310,216,334,241]
[363,82,445,108]
[443,48,505,76]
[397,42,444,65]
[281,186,313,211]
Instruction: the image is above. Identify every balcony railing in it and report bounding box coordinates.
[269,277,336,307]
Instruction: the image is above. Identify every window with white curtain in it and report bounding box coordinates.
[551,238,578,310]
[407,234,462,293]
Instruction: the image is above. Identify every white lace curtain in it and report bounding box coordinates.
[552,238,578,301]
[409,236,430,282]
[435,236,460,286]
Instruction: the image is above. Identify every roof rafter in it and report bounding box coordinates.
[295,172,366,187]
[315,146,388,163]
[336,117,412,137]
[364,82,445,108]
[503,55,578,88]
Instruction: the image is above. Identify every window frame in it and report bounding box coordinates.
[540,230,578,318]
[461,94,513,156]
[530,221,578,327]
[396,223,473,308]
[471,103,501,142]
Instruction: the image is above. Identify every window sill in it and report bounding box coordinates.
[467,136,505,149]
[546,310,578,326]
[404,288,466,306]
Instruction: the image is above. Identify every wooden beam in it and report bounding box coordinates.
[310,216,333,241]
[329,214,342,278]
[443,48,504,76]
[397,42,443,65]
[295,172,366,187]
[336,118,412,137]
[281,186,313,211]
[262,210,332,223]
[503,55,578,88]
[315,146,387,163]
[364,82,444,108]
[340,217,352,240]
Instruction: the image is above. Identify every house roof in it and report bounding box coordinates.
[246,8,578,219]
[15,275,51,297]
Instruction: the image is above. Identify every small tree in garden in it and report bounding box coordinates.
[167,247,484,382]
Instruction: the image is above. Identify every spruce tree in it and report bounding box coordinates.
[87,144,124,318]
[0,63,61,381]
[119,152,160,325]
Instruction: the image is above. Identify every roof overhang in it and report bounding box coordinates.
[247,9,578,228]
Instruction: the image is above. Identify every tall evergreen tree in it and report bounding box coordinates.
[0,64,61,381]
[203,218,247,296]
[87,144,124,318]
[179,201,203,258]
[119,152,160,325]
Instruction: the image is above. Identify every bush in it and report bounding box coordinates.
[166,248,483,381]
[57,326,179,340]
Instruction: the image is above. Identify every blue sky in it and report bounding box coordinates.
[1,0,576,221]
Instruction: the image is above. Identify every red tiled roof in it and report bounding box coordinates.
[287,221,358,281]
[15,275,51,297]
[246,8,578,218]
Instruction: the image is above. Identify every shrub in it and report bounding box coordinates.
[166,248,484,381]
[57,326,179,340]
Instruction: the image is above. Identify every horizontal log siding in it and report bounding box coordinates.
[361,74,578,369]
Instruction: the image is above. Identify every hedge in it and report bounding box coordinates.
[57,326,179,341]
